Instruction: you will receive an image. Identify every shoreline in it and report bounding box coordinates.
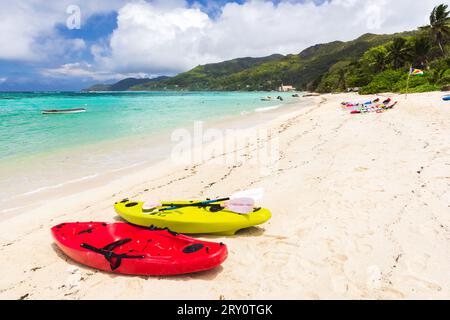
[0,95,307,217]
[1,92,449,299]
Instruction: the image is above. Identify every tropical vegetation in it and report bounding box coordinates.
[319,3,450,94]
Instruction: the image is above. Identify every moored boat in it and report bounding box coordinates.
[42,108,86,114]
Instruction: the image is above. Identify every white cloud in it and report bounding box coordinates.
[0,0,444,77]
[41,62,150,81]
[95,1,213,73]
[0,77,7,83]
[97,0,443,75]
[0,0,125,61]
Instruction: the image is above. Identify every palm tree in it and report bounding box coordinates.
[387,38,411,69]
[371,49,388,73]
[410,36,432,68]
[421,4,450,56]
[429,59,449,84]
[362,46,388,73]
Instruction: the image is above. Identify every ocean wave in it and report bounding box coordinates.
[8,160,148,201]
[254,104,282,113]
[20,173,100,196]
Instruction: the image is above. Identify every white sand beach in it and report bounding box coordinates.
[0,92,449,300]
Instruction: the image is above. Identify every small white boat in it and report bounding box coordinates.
[42,108,86,115]
[303,93,320,97]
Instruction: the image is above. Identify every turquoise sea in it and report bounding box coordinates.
[0,91,293,160]
[0,91,303,213]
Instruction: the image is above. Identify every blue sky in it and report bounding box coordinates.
[0,0,440,91]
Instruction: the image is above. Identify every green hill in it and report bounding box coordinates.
[132,54,284,91]
[132,32,421,92]
[83,76,170,92]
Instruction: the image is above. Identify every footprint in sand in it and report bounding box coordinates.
[401,275,442,292]
[380,287,406,299]
[333,254,349,262]
[324,239,337,253]
[263,234,289,241]
[405,254,430,274]
[126,278,144,294]
[356,242,373,254]
[296,229,307,237]
[332,275,349,294]
[263,251,291,265]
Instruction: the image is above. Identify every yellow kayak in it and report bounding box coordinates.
[114,199,272,236]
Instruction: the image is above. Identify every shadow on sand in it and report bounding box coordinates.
[113,214,267,239]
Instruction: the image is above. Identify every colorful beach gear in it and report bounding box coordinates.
[341,98,381,107]
[52,222,228,275]
[348,101,397,114]
[341,97,396,114]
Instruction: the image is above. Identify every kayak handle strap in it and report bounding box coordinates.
[81,238,144,271]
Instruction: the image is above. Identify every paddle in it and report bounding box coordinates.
[160,198,230,212]
[142,188,264,215]
[222,197,255,214]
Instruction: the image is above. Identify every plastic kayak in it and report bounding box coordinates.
[114,199,272,236]
[443,96,450,101]
[51,222,228,276]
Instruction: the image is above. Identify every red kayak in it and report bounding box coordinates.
[51,222,228,276]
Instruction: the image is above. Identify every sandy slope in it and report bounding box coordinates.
[0,92,449,300]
